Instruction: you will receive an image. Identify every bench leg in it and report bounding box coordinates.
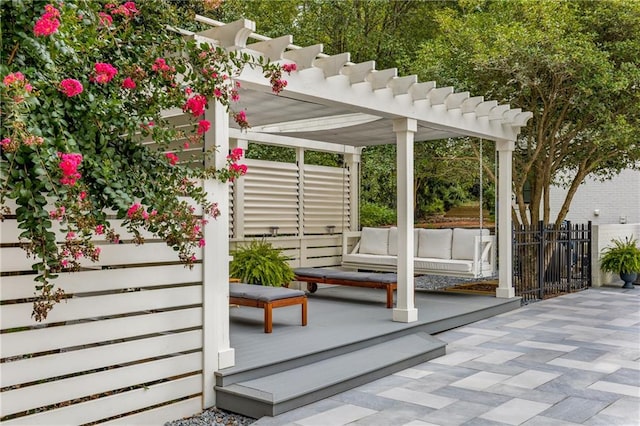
[264,303,273,333]
[302,298,308,326]
[386,285,394,308]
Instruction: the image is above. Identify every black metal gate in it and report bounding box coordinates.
[513,221,591,303]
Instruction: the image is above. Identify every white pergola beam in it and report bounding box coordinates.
[314,53,351,77]
[366,68,398,90]
[389,75,418,96]
[283,44,323,70]
[248,35,293,61]
[428,86,454,105]
[341,61,376,84]
[409,81,436,101]
[445,91,470,110]
[197,19,255,50]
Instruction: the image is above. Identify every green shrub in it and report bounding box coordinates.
[361,202,396,227]
[230,240,295,287]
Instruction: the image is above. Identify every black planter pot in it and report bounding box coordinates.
[620,272,638,289]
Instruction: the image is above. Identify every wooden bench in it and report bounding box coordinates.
[229,283,307,333]
[293,268,397,308]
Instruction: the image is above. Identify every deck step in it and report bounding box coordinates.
[215,332,445,418]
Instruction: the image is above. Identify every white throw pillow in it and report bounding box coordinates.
[388,227,419,256]
[359,227,390,255]
[417,228,453,259]
[452,228,490,260]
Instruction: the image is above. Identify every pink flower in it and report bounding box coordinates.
[95,224,105,235]
[213,88,222,98]
[61,259,69,268]
[282,63,297,73]
[94,247,102,256]
[183,142,190,149]
[34,5,60,37]
[1,138,11,148]
[66,231,76,240]
[165,152,179,165]
[197,119,210,135]
[234,110,248,128]
[79,191,87,200]
[58,152,83,185]
[121,77,136,89]
[98,12,113,27]
[227,147,244,161]
[183,94,207,117]
[60,78,83,97]
[92,62,118,84]
[198,239,206,248]
[127,203,141,218]
[3,72,25,86]
[123,2,139,14]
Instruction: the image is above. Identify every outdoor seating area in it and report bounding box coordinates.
[293,267,398,308]
[342,227,496,278]
[229,283,307,333]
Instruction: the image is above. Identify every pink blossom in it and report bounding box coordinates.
[121,77,136,89]
[24,83,33,92]
[230,89,239,102]
[60,78,83,97]
[92,62,118,84]
[98,12,113,26]
[34,5,60,37]
[123,2,139,14]
[183,94,207,117]
[197,120,211,135]
[227,147,244,161]
[213,88,222,98]
[142,210,149,220]
[61,259,69,268]
[1,138,11,148]
[234,110,248,128]
[165,152,179,165]
[183,142,190,149]
[3,72,25,86]
[94,247,102,256]
[282,63,297,73]
[58,152,83,185]
[66,231,76,240]
[95,224,105,235]
[127,203,141,218]
[79,191,87,200]
[198,239,206,248]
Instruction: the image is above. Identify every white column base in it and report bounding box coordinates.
[393,308,418,323]
[495,287,515,299]
[218,348,235,369]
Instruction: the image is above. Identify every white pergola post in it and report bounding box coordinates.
[202,101,235,408]
[231,138,248,239]
[346,149,362,232]
[496,139,515,298]
[393,118,418,323]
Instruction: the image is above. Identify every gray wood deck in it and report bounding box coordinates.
[226,286,519,374]
[216,286,520,417]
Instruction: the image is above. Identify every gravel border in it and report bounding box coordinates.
[165,407,255,426]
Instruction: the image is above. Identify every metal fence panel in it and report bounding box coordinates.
[513,221,591,303]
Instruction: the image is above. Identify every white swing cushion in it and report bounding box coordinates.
[387,227,419,257]
[452,228,490,260]
[417,228,453,259]
[358,227,390,255]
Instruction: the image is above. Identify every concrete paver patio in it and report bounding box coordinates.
[253,287,640,425]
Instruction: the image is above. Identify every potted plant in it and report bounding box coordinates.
[230,240,295,287]
[600,235,640,289]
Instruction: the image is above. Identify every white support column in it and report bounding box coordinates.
[202,101,234,408]
[232,138,248,239]
[393,118,418,323]
[297,147,306,265]
[496,139,515,298]
[346,148,362,232]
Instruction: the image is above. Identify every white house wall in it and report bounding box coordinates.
[549,168,640,225]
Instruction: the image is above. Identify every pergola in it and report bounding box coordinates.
[188,17,531,403]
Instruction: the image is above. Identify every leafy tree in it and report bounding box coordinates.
[414,0,640,226]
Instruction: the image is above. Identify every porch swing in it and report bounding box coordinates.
[341,139,496,279]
